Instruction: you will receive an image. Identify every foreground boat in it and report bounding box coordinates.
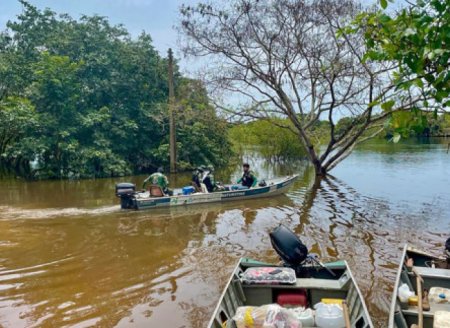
[209,258,373,328]
[389,245,450,328]
[209,225,373,328]
[115,175,298,210]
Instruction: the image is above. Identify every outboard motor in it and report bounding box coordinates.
[445,238,450,266]
[115,183,136,209]
[269,224,335,277]
[270,224,308,268]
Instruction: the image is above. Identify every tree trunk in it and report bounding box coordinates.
[313,159,327,177]
[302,138,328,177]
[168,48,177,173]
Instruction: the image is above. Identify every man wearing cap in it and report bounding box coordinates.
[143,167,172,195]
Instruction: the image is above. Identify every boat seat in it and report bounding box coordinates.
[412,266,450,279]
[149,185,165,197]
[242,277,347,290]
[403,302,450,317]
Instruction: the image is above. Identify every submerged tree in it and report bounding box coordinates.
[179,0,427,176]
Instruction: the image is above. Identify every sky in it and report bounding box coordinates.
[0,0,402,76]
[0,0,200,70]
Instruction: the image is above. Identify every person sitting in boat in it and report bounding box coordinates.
[192,166,216,192]
[143,167,172,196]
[191,167,204,192]
[202,166,216,192]
[238,163,258,188]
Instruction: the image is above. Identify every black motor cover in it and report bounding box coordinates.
[115,182,136,197]
[445,237,450,259]
[269,224,308,266]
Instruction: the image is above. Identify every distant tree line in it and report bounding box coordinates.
[383,112,450,140]
[229,118,329,161]
[0,0,230,179]
[229,111,450,163]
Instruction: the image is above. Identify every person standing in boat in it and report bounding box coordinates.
[238,163,258,188]
[143,167,172,195]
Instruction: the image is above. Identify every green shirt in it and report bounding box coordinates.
[143,172,168,190]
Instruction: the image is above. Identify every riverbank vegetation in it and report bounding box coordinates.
[229,118,329,161]
[229,120,306,160]
[229,112,450,162]
[384,112,450,140]
[180,0,449,177]
[0,1,230,179]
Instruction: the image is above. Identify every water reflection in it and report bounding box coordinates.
[0,195,295,328]
[0,139,449,327]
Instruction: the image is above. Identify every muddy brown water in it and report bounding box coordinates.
[0,139,449,327]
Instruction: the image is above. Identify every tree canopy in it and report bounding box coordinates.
[0,1,230,179]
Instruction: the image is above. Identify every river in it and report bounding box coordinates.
[0,139,449,328]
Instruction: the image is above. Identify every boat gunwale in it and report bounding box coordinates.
[389,244,408,328]
[207,258,242,328]
[345,258,375,328]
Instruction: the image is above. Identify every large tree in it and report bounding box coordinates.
[179,0,427,176]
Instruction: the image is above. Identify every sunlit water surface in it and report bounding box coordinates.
[0,139,449,328]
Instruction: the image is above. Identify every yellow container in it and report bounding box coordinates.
[321,298,344,305]
[408,296,419,306]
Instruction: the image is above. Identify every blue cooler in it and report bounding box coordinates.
[182,186,195,195]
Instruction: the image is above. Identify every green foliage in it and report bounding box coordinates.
[0,1,230,178]
[0,97,38,162]
[173,78,231,169]
[153,79,232,170]
[383,110,445,142]
[229,119,306,160]
[354,0,450,106]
